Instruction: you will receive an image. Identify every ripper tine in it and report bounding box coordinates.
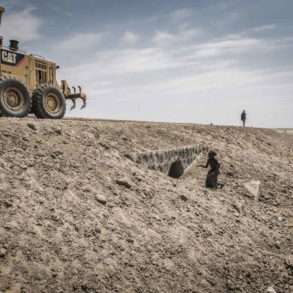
[70,98,76,111]
[64,84,87,110]
[80,96,86,109]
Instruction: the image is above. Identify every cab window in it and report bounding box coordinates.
[35,61,47,85]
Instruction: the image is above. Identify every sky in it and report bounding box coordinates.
[0,0,292,127]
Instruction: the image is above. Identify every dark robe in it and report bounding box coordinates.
[205,157,220,188]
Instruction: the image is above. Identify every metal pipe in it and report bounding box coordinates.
[0,6,5,25]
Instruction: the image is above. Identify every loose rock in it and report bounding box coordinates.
[27,122,37,131]
[266,286,277,293]
[0,247,7,257]
[116,178,132,189]
[95,194,107,205]
[243,180,261,200]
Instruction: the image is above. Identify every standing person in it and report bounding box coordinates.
[241,110,247,127]
[201,151,223,189]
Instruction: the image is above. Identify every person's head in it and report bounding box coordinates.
[208,150,217,158]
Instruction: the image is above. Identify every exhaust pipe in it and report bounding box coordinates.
[0,6,5,25]
[0,7,5,47]
[9,40,19,51]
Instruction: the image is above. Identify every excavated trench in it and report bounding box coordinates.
[130,144,207,179]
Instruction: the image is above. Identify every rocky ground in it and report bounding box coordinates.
[0,118,292,293]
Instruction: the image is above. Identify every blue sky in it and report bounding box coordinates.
[1,0,292,127]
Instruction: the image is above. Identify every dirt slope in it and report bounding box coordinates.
[0,118,292,293]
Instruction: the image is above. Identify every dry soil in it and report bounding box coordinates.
[0,118,292,293]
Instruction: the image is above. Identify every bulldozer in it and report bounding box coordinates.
[0,6,86,119]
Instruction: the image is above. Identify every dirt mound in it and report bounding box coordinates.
[0,118,292,293]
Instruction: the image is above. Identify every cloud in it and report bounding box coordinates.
[60,33,292,118]
[169,8,192,22]
[121,31,140,45]
[1,7,42,42]
[60,32,290,88]
[55,32,104,52]
[45,1,292,127]
[193,36,265,58]
[152,32,175,45]
[60,47,177,83]
[152,28,202,46]
[249,24,276,33]
[59,29,293,127]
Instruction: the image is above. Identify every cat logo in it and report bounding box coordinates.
[0,49,24,66]
[2,50,16,64]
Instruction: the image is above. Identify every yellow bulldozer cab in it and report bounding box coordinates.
[0,45,57,91]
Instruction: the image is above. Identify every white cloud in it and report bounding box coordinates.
[60,47,178,83]
[56,32,104,51]
[121,31,140,45]
[250,24,276,33]
[194,36,265,58]
[152,28,202,46]
[60,33,289,88]
[152,32,175,45]
[1,7,42,42]
[150,69,265,95]
[170,8,192,22]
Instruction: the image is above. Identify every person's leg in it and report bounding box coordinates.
[208,172,218,188]
[206,172,213,188]
[205,174,211,187]
[212,174,218,188]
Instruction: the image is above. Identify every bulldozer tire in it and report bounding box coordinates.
[0,79,32,117]
[32,85,66,119]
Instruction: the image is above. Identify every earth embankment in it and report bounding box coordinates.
[0,118,292,293]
